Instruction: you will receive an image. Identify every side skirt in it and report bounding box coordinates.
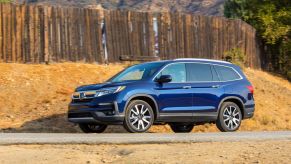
[156,112,218,123]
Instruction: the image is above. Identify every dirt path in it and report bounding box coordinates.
[0,140,290,164]
[0,132,290,145]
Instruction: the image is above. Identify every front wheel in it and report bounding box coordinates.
[78,123,107,133]
[170,123,194,133]
[216,102,242,132]
[123,100,154,133]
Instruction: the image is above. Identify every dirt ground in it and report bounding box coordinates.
[0,63,290,133]
[0,140,290,164]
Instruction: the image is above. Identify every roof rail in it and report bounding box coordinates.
[174,58,231,64]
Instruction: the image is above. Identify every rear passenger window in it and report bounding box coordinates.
[214,65,241,81]
[186,63,214,82]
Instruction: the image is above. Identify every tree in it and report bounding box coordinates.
[224,0,291,79]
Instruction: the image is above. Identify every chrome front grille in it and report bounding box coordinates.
[72,91,96,99]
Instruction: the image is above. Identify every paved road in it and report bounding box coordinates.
[0,131,290,145]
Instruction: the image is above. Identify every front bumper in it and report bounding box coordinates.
[68,102,124,124]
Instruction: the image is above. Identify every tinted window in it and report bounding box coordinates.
[214,65,241,81]
[186,63,214,82]
[159,63,186,83]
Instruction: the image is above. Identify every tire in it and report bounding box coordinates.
[170,123,194,133]
[123,100,154,133]
[78,123,107,133]
[216,102,242,132]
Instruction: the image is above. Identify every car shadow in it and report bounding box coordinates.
[0,113,128,133]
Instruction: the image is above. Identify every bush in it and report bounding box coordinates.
[0,0,12,3]
[223,48,246,68]
[224,0,291,79]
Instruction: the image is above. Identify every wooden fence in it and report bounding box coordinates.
[0,3,261,68]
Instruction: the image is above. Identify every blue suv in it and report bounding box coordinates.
[68,59,255,133]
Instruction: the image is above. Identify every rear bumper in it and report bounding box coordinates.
[68,102,124,124]
[243,107,255,119]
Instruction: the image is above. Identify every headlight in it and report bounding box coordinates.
[97,86,126,97]
[72,86,126,99]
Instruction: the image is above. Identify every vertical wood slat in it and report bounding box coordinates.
[0,3,2,61]
[4,3,12,62]
[110,10,117,61]
[85,8,91,62]
[49,7,55,62]
[68,8,74,61]
[11,4,16,62]
[43,6,50,63]
[131,12,139,57]
[104,10,113,62]
[0,3,260,68]
[63,7,68,61]
[97,9,104,63]
[33,5,38,62]
[115,11,121,59]
[28,5,34,63]
[38,6,44,62]
[2,3,6,62]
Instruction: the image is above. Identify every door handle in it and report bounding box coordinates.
[212,85,220,88]
[183,86,192,89]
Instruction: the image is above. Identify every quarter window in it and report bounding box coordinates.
[214,65,241,81]
[158,63,186,83]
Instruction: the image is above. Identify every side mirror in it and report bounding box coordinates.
[155,75,172,83]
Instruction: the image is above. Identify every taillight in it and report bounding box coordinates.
[247,85,254,94]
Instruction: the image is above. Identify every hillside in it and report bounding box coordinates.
[13,0,225,16]
[0,63,290,133]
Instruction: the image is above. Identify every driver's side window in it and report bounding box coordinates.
[158,63,186,83]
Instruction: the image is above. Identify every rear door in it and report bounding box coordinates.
[186,63,224,113]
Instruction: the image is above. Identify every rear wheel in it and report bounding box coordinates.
[78,123,107,133]
[216,102,242,132]
[170,123,194,133]
[124,100,154,133]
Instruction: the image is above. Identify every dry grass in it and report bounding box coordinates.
[0,63,290,133]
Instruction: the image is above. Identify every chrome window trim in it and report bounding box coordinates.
[152,61,243,83]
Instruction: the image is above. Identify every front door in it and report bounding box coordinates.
[154,63,193,121]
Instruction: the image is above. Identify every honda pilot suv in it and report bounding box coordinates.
[68,58,255,133]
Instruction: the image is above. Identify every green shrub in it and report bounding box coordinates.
[223,48,246,68]
[0,0,12,3]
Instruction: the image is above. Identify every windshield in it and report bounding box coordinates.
[108,62,165,83]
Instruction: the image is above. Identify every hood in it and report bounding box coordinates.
[75,81,137,92]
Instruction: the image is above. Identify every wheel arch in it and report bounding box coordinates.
[218,96,245,118]
[124,94,159,119]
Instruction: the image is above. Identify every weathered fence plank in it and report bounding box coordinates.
[0,4,2,61]
[0,3,261,68]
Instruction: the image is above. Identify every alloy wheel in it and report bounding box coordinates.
[223,106,241,130]
[129,104,152,131]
